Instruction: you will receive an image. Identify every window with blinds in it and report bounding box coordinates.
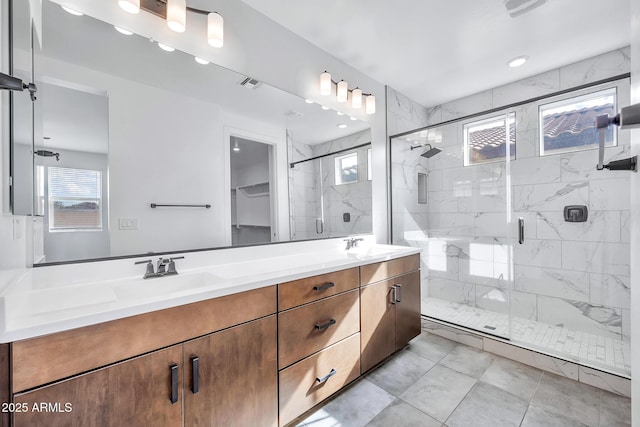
[48,166,102,231]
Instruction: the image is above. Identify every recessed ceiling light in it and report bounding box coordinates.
[305,99,314,104]
[337,124,347,129]
[350,116,357,121]
[233,141,240,152]
[508,55,529,68]
[114,26,133,35]
[321,105,330,110]
[118,0,140,14]
[194,57,209,65]
[61,5,83,16]
[337,111,345,116]
[158,43,175,52]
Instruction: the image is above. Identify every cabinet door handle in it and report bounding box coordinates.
[316,368,337,384]
[390,285,397,305]
[395,284,402,303]
[170,364,179,404]
[314,319,337,331]
[191,356,199,394]
[313,282,335,291]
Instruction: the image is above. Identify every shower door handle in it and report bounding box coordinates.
[518,217,524,244]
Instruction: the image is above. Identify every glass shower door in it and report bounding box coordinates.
[390,113,514,339]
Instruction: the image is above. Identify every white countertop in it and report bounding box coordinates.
[0,237,421,342]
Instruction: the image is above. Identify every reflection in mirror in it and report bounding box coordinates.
[289,130,372,240]
[12,1,371,264]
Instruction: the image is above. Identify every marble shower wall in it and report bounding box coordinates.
[390,47,632,343]
[289,129,372,240]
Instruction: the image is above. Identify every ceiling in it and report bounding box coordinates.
[38,1,370,151]
[238,0,631,107]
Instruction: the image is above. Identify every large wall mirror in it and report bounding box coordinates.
[10,0,372,264]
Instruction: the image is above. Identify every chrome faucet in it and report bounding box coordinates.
[135,256,185,279]
[344,237,364,250]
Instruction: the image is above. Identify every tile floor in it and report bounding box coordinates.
[294,332,631,427]
[424,298,631,375]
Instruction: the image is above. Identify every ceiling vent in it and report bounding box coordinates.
[504,0,547,18]
[240,77,261,89]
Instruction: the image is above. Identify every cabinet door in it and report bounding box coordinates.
[184,315,277,427]
[360,279,396,373]
[13,345,183,427]
[395,270,422,350]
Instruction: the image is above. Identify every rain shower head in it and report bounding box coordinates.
[410,144,442,158]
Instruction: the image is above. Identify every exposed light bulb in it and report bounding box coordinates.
[158,43,175,52]
[351,88,362,109]
[118,0,140,14]
[208,12,224,48]
[167,0,187,33]
[366,95,376,115]
[114,26,133,35]
[320,71,332,96]
[337,80,348,103]
[61,6,83,16]
[195,57,210,65]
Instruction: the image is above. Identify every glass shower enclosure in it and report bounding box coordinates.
[390,77,632,377]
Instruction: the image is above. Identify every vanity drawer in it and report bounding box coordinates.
[278,289,359,369]
[279,333,360,426]
[360,254,420,285]
[278,267,359,310]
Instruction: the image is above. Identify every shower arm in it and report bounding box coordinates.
[595,102,640,172]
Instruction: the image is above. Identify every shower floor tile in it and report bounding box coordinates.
[423,298,631,375]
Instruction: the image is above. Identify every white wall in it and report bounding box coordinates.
[630,1,639,423]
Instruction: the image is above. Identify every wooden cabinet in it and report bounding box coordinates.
[360,257,421,373]
[184,315,277,427]
[277,267,362,426]
[279,333,361,426]
[14,345,184,427]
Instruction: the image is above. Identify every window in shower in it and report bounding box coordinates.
[539,87,617,156]
[334,152,358,185]
[463,113,516,166]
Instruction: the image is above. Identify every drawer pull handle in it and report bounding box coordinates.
[390,285,397,305]
[191,356,199,394]
[395,284,403,303]
[170,364,179,404]
[316,368,337,384]
[314,319,337,331]
[313,282,335,291]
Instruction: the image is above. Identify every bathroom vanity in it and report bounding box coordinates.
[0,241,420,426]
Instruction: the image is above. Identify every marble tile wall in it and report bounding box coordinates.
[289,129,372,240]
[390,48,632,357]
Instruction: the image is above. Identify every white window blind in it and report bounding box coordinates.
[48,167,102,231]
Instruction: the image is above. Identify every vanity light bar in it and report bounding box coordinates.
[118,0,224,48]
[319,71,375,114]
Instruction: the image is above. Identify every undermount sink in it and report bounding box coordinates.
[112,271,220,300]
[346,245,409,259]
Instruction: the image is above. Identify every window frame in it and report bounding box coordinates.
[463,112,516,167]
[47,166,103,233]
[334,151,359,185]
[538,86,618,157]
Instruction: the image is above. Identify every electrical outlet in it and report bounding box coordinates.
[119,218,138,230]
